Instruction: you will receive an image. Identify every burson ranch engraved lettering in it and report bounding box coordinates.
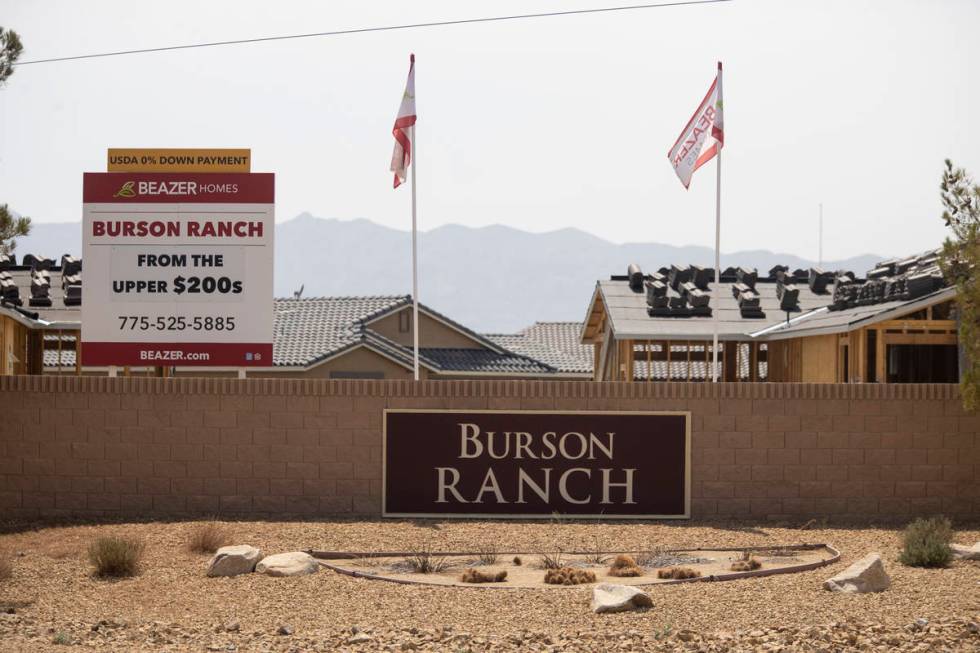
[435,423,637,505]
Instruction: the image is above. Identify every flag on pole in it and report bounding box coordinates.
[667,62,724,189]
[390,54,416,189]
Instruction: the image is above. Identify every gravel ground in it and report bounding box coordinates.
[0,519,977,652]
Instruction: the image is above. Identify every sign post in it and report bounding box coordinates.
[81,171,274,368]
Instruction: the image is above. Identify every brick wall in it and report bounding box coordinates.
[0,376,976,521]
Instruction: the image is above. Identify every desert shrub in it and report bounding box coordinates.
[608,554,644,577]
[405,546,450,574]
[512,556,522,566]
[88,536,144,578]
[730,557,762,572]
[52,631,71,645]
[544,567,596,585]
[475,543,498,566]
[657,567,701,580]
[899,516,953,568]
[0,556,12,582]
[187,522,229,554]
[537,550,564,570]
[460,568,507,583]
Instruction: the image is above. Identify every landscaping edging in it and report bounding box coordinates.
[312,543,842,589]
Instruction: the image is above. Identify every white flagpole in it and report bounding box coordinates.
[712,148,721,382]
[410,124,420,381]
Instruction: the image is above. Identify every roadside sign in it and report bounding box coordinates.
[81,172,274,367]
[107,148,251,173]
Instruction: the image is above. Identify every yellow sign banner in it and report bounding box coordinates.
[107,148,251,173]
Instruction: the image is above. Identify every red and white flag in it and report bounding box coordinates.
[668,62,724,189]
[390,54,416,189]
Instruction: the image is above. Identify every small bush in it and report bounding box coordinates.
[460,568,507,583]
[657,567,701,580]
[187,522,229,554]
[52,631,71,645]
[608,554,644,577]
[405,547,451,574]
[544,567,596,585]
[899,516,954,568]
[0,557,12,582]
[475,543,498,566]
[88,536,144,578]
[512,556,522,566]
[730,557,762,572]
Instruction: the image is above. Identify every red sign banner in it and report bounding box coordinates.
[83,172,274,203]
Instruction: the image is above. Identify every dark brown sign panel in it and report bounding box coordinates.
[383,410,690,519]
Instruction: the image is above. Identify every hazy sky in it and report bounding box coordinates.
[2,0,979,260]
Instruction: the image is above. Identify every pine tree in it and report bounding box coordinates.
[938,159,980,412]
[0,205,30,256]
[0,27,23,84]
[0,29,30,253]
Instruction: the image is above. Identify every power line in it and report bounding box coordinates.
[15,0,733,66]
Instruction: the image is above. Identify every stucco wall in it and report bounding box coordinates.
[0,376,976,521]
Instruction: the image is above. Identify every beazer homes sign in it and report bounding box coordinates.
[383,410,690,519]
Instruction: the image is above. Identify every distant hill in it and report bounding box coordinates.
[12,214,884,332]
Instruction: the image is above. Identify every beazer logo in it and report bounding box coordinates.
[112,181,136,198]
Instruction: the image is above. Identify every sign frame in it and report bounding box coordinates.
[381,409,692,520]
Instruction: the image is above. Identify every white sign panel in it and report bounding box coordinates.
[81,173,274,366]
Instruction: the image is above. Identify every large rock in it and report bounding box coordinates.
[591,583,654,613]
[256,552,319,577]
[823,553,890,593]
[206,545,262,577]
[951,542,980,561]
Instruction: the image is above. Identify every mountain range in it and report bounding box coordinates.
[12,214,883,332]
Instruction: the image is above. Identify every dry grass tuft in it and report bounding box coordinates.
[635,545,667,567]
[88,536,145,578]
[608,553,644,577]
[537,550,564,570]
[657,566,701,580]
[187,522,229,554]
[730,557,762,572]
[544,567,596,585]
[475,543,498,566]
[0,556,12,582]
[405,546,451,574]
[460,568,508,583]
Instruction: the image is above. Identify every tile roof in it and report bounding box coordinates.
[272,295,409,367]
[486,322,593,374]
[420,348,554,374]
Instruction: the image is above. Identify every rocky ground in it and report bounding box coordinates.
[0,519,977,652]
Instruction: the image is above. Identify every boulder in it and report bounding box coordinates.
[951,542,980,561]
[823,553,890,593]
[206,545,262,577]
[590,583,654,614]
[255,552,319,577]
